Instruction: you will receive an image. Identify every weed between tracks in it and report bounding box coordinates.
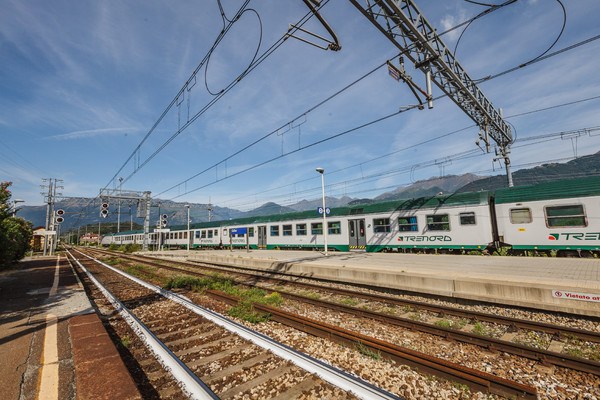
[164,274,284,323]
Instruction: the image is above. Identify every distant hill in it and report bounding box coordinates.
[457,152,600,193]
[375,173,485,201]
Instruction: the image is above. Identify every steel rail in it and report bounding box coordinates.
[71,248,402,400]
[91,248,600,344]
[208,290,537,400]
[84,248,600,376]
[65,249,219,400]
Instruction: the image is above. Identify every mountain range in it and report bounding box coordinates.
[16,152,600,233]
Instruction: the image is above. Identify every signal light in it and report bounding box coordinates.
[57,209,65,215]
[161,214,168,227]
[100,202,109,218]
[56,209,65,224]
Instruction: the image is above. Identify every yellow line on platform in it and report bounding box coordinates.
[38,256,61,399]
[38,314,58,400]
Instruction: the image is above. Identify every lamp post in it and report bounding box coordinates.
[12,199,24,217]
[316,168,328,255]
[185,204,190,252]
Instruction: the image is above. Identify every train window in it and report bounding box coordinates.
[214,229,218,236]
[223,229,228,236]
[270,225,280,236]
[459,212,476,225]
[373,218,391,233]
[184,232,188,239]
[283,225,292,236]
[311,223,323,235]
[328,221,341,234]
[510,208,532,224]
[196,231,200,239]
[296,224,307,236]
[545,205,587,228]
[427,214,450,231]
[398,216,418,232]
[248,227,254,237]
[201,230,206,238]
[207,230,213,238]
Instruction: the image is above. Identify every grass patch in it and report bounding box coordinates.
[339,297,359,307]
[355,341,382,361]
[227,300,270,323]
[164,274,284,308]
[120,335,131,348]
[472,321,487,336]
[124,264,168,285]
[298,290,321,299]
[434,317,468,330]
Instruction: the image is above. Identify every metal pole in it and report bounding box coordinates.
[143,191,151,251]
[186,205,190,252]
[98,221,101,247]
[117,177,123,232]
[316,168,328,255]
[43,179,52,256]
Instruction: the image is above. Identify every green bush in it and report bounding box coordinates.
[0,182,33,268]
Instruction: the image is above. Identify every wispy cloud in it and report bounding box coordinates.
[46,127,140,140]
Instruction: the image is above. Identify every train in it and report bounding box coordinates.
[101,176,600,255]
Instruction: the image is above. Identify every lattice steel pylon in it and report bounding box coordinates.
[348,0,514,186]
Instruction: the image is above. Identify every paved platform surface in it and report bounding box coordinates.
[151,249,600,317]
[0,255,141,400]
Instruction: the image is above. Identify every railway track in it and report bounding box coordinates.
[66,248,396,400]
[88,247,600,376]
[91,249,600,341]
[78,247,541,399]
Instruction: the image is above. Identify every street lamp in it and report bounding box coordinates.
[316,168,328,255]
[185,204,190,252]
[12,199,24,217]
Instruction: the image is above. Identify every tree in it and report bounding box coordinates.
[0,182,33,268]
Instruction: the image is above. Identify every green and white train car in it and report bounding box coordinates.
[103,176,600,255]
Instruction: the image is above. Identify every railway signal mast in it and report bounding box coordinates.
[347,0,514,186]
[99,188,152,251]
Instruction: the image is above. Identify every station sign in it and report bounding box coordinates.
[552,290,600,303]
[230,227,247,235]
[34,231,56,236]
[317,207,331,215]
[154,228,171,233]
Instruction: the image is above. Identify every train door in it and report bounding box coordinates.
[258,226,267,248]
[348,219,366,251]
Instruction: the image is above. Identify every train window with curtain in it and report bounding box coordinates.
[311,223,322,235]
[545,205,587,228]
[427,214,450,231]
[398,216,418,231]
[510,208,532,224]
[459,212,476,225]
[373,218,391,233]
[296,223,307,235]
[248,227,254,237]
[328,221,341,234]
[270,225,280,236]
[283,225,292,236]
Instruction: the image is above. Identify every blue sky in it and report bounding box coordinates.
[2,0,600,212]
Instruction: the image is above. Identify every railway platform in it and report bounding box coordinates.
[0,255,141,400]
[152,249,600,318]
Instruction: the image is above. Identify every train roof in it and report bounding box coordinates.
[181,190,490,230]
[494,175,600,204]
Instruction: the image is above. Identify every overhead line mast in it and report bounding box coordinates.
[346,0,514,186]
